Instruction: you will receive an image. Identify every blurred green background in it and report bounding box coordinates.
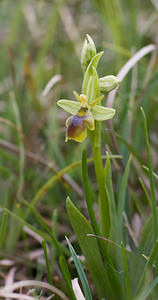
[0,0,158,287]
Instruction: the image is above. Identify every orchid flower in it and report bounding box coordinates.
[57,35,120,143]
[57,91,115,142]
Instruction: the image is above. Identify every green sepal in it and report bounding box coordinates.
[82,51,104,94]
[91,105,115,121]
[57,100,80,115]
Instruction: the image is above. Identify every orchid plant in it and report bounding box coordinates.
[57,35,121,238]
[57,35,123,298]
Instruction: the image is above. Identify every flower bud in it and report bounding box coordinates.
[99,75,121,93]
[81,34,96,73]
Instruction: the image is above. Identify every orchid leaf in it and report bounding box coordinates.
[66,197,115,299]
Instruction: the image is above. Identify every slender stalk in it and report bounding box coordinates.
[82,149,100,235]
[141,107,158,241]
[42,240,53,285]
[89,121,110,237]
[10,92,25,202]
[52,209,58,271]
[139,177,152,208]
[121,242,132,300]
[0,210,8,248]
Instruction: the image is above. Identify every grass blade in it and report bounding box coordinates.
[66,236,92,300]
[10,92,25,201]
[42,240,53,285]
[115,133,142,164]
[104,152,117,240]
[59,256,76,300]
[0,206,53,244]
[121,242,132,300]
[139,177,152,208]
[140,107,158,241]
[137,276,158,300]
[22,200,69,256]
[117,155,132,242]
[136,240,158,295]
[0,210,8,247]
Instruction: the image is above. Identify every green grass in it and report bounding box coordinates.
[0,0,158,299]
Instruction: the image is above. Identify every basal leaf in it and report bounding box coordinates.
[66,197,115,299]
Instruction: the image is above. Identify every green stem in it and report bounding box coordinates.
[121,242,132,300]
[42,240,53,285]
[10,92,25,202]
[89,121,110,237]
[82,149,100,235]
[0,211,8,248]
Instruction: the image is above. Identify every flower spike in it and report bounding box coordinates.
[57,35,119,143]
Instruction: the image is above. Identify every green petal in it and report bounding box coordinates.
[90,95,104,107]
[57,100,80,115]
[91,105,115,121]
[73,90,81,102]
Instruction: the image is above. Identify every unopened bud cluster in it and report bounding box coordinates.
[81,34,96,72]
[81,36,120,93]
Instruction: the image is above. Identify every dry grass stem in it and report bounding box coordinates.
[0,280,69,300]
